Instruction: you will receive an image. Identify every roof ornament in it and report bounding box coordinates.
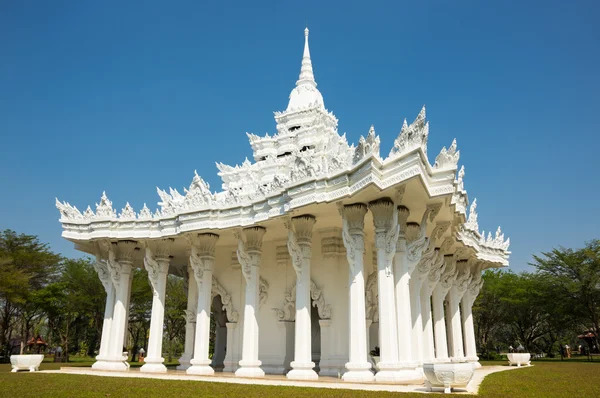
[456,165,465,192]
[95,191,116,218]
[388,105,430,158]
[138,203,153,220]
[434,138,460,170]
[119,202,136,220]
[286,27,324,111]
[353,125,381,164]
[55,199,83,220]
[464,198,479,232]
[297,27,316,87]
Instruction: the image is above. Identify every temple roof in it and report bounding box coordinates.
[55,28,511,267]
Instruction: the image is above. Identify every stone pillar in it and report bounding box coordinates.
[420,250,444,364]
[393,204,432,378]
[140,240,172,373]
[369,198,406,382]
[448,260,471,361]
[91,254,116,370]
[432,255,457,361]
[285,215,318,380]
[187,233,219,375]
[462,264,484,367]
[340,203,374,382]
[105,240,136,371]
[223,322,238,373]
[365,319,373,364]
[234,227,266,378]
[177,264,197,370]
[318,319,338,377]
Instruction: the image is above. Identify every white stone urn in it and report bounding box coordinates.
[10,355,44,372]
[423,362,474,394]
[507,353,531,367]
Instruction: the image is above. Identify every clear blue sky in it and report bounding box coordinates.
[1,1,598,271]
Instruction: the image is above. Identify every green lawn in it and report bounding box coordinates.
[0,359,599,397]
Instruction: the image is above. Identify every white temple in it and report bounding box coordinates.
[56,28,510,383]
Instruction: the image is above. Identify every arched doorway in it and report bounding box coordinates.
[311,301,321,372]
[210,295,228,371]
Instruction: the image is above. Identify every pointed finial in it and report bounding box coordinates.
[297,27,316,87]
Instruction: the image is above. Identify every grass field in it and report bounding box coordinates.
[0,359,599,397]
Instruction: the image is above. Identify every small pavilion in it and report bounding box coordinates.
[56,28,510,383]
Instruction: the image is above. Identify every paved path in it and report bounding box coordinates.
[41,365,526,394]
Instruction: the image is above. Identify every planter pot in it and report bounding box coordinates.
[10,355,44,372]
[423,362,474,394]
[507,353,531,367]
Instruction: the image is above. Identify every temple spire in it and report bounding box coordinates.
[297,27,316,87]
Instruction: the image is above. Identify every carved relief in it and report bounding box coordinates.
[272,279,331,321]
[211,276,239,323]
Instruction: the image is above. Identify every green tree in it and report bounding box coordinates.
[531,240,600,350]
[127,269,152,362]
[164,275,187,362]
[0,230,62,358]
[36,258,105,361]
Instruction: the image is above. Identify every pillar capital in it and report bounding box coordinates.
[341,204,367,274]
[105,242,135,287]
[114,240,139,264]
[341,203,368,234]
[287,215,316,244]
[369,198,399,277]
[144,247,170,295]
[369,197,395,231]
[235,226,265,283]
[286,215,315,277]
[187,233,219,258]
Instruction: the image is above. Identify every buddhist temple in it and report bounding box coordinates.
[56,28,510,383]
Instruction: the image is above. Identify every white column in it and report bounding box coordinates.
[340,203,374,382]
[235,227,266,378]
[420,250,444,364]
[432,255,457,362]
[91,254,115,370]
[369,198,406,382]
[177,264,197,370]
[141,239,172,373]
[286,215,318,380]
[462,264,484,367]
[223,323,238,373]
[105,241,136,371]
[409,247,437,366]
[393,204,434,378]
[318,319,339,377]
[187,233,220,376]
[448,260,471,361]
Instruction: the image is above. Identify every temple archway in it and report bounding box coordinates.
[210,295,228,371]
[311,300,321,372]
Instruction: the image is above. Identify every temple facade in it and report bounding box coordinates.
[56,28,510,383]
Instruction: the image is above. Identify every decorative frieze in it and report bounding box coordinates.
[211,277,239,323]
[320,228,345,258]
